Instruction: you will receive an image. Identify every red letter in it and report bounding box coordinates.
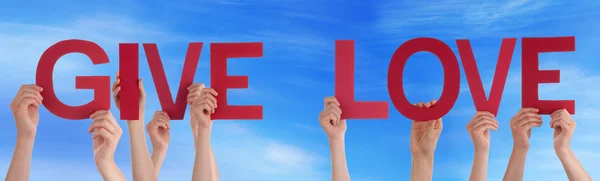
[335,40,388,119]
[119,43,139,120]
[457,38,516,116]
[210,43,263,120]
[522,37,575,114]
[144,43,203,120]
[36,39,110,120]
[388,38,460,121]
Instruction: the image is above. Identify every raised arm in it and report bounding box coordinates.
[5,84,43,181]
[89,110,127,181]
[189,83,218,181]
[113,72,157,181]
[146,111,171,177]
[466,111,499,181]
[410,100,443,181]
[502,108,542,181]
[550,109,592,181]
[190,102,219,181]
[319,97,350,181]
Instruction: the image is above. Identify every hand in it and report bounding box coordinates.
[319,97,346,141]
[509,108,542,150]
[550,109,575,151]
[466,111,499,151]
[188,83,218,129]
[112,71,146,112]
[410,100,443,156]
[147,111,171,151]
[10,84,43,138]
[88,110,123,164]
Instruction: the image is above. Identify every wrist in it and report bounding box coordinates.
[17,133,36,143]
[555,147,572,158]
[152,146,168,155]
[328,136,345,144]
[474,148,490,155]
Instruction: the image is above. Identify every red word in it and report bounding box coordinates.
[336,37,575,121]
[36,39,263,120]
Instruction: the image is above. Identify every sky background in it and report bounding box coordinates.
[0,0,599,180]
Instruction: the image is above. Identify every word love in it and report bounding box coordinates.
[337,37,575,121]
[36,40,263,120]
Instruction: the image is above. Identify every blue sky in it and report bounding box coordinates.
[0,0,599,180]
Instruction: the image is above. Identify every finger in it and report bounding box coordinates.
[202,103,213,114]
[187,83,205,91]
[18,97,40,111]
[324,97,340,107]
[202,93,217,107]
[154,111,170,122]
[20,87,43,100]
[522,120,543,130]
[113,87,121,98]
[325,105,341,123]
[94,112,119,130]
[474,122,499,132]
[515,112,541,124]
[92,128,113,143]
[515,108,540,118]
[21,84,43,92]
[187,90,202,104]
[202,88,218,97]
[519,116,542,127]
[424,102,432,108]
[469,113,495,128]
[431,99,437,105]
[470,118,497,131]
[138,79,146,97]
[418,102,424,108]
[552,119,572,133]
[88,119,117,134]
[200,98,216,113]
[20,92,42,104]
[326,112,338,125]
[112,78,120,91]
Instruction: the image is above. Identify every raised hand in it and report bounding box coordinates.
[466,111,498,181]
[5,84,44,181]
[319,97,346,141]
[112,71,146,112]
[147,111,171,151]
[410,100,443,156]
[10,84,43,138]
[188,83,218,129]
[509,108,541,150]
[550,109,575,150]
[319,96,350,181]
[467,111,498,151]
[88,110,122,163]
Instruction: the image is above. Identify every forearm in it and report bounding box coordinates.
[127,118,157,181]
[502,148,528,181]
[556,148,592,181]
[210,148,220,181]
[192,127,213,181]
[329,138,350,181]
[151,148,167,177]
[469,149,489,181]
[410,153,434,181]
[96,161,127,181]
[5,136,35,181]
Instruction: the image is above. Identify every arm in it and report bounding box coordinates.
[127,118,158,181]
[409,101,442,181]
[190,84,218,181]
[5,136,35,181]
[192,127,214,181]
[5,84,43,181]
[551,109,592,181]
[320,97,350,181]
[151,146,167,176]
[147,111,171,177]
[96,161,128,181]
[556,148,591,181]
[410,153,433,181]
[330,137,350,181]
[210,149,220,181]
[502,147,528,181]
[502,108,541,181]
[467,112,498,181]
[113,75,157,181]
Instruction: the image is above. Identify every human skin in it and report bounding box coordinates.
[550,109,592,181]
[88,110,127,181]
[189,88,219,181]
[466,111,499,181]
[113,72,157,181]
[189,83,219,181]
[5,84,43,181]
[319,97,350,181]
[502,108,542,181]
[410,100,442,181]
[146,111,171,177]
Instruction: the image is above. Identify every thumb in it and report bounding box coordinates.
[138,79,146,97]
